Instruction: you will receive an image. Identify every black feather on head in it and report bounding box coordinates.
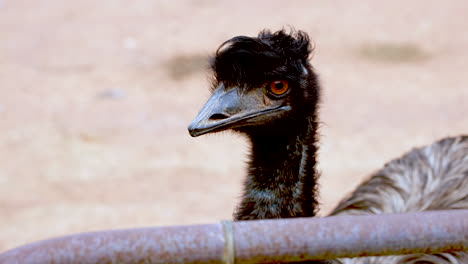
[211,29,313,88]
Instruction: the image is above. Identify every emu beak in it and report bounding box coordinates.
[188,85,289,137]
[188,86,245,137]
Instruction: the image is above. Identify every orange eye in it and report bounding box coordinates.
[268,80,289,96]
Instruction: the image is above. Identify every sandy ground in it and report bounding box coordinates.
[0,0,467,252]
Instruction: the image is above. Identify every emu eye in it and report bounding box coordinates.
[268,80,289,96]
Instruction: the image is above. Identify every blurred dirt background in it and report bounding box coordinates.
[0,0,467,252]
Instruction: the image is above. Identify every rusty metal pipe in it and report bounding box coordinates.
[0,210,467,264]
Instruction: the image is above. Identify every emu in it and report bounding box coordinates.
[188,29,468,264]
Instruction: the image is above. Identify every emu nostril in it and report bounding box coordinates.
[209,113,230,120]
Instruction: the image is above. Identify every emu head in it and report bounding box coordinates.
[188,29,319,137]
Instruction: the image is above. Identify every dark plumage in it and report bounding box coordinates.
[189,30,321,220]
[212,30,312,88]
[188,29,468,263]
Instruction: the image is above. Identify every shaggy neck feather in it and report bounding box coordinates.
[234,116,319,220]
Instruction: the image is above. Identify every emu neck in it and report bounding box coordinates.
[234,116,319,220]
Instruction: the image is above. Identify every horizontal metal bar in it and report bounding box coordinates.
[0,210,466,264]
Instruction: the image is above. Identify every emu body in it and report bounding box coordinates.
[333,135,468,264]
[188,29,468,264]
